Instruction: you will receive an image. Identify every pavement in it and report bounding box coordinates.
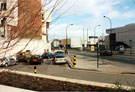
[0,85,37,92]
[0,70,134,91]
[67,54,135,74]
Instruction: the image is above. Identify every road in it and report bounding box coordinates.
[70,50,135,66]
[0,59,135,87]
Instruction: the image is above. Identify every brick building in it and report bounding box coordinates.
[18,0,42,39]
[0,0,52,57]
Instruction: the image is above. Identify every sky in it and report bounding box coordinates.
[48,0,135,41]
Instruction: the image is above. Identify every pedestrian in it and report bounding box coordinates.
[65,50,68,55]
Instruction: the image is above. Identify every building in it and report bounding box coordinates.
[87,36,98,51]
[42,10,52,42]
[0,0,18,38]
[18,0,42,39]
[0,0,52,57]
[59,38,82,49]
[106,23,135,53]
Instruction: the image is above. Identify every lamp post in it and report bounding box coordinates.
[103,16,113,51]
[94,25,100,44]
[66,24,73,50]
[103,16,112,29]
[94,25,100,68]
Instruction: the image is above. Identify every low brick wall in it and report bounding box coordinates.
[0,71,118,91]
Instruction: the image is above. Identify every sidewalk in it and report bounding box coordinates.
[67,54,135,74]
[0,85,36,92]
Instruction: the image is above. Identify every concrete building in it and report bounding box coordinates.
[42,10,52,42]
[106,23,135,53]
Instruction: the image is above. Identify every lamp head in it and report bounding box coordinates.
[103,16,106,18]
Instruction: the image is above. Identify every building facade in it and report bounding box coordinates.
[0,0,52,57]
[106,23,135,53]
[0,0,18,38]
[18,0,42,39]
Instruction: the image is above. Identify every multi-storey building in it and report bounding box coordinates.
[0,0,18,38]
[0,0,52,56]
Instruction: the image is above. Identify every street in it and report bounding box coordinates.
[0,56,135,87]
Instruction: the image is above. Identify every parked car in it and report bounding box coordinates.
[42,52,54,59]
[99,50,112,56]
[0,58,17,67]
[54,55,67,64]
[29,55,43,64]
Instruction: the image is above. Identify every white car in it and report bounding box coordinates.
[0,58,17,67]
[54,55,67,64]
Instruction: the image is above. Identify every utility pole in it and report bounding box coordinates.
[87,29,88,42]
[83,28,85,48]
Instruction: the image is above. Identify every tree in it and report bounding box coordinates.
[0,0,68,57]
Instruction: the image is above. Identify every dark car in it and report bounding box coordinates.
[42,52,54,59]
[29,55,43,64]
[100,50,112,56]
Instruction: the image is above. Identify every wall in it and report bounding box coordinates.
[18,0,42,39]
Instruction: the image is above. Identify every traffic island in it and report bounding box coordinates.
[66,55,100,72]
[0,70,134,91]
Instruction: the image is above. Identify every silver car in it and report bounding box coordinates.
[0,58,17,67]
[54,55,67,64]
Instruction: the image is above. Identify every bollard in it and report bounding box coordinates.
[34,66,37,74]
[73,55,76,68]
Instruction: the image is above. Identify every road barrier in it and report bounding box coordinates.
[34,66,37,74]
[73,55,76,68]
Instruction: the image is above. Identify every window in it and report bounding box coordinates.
[0,2,7,11]
[42,14,44,20]
[1,17,6,26]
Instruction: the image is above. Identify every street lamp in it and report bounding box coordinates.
[103,16,112,29]
[66,24,73,50]
[94,25,100,44]
[103,16,113,52]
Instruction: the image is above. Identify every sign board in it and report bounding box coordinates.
[63,39,67,45]
[91,46,95,51]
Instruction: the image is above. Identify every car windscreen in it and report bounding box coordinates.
[56,56,65,58]
[55,52,64,54]
[47,53,54,55]
[31,56,40,59]
[9,58,14,60]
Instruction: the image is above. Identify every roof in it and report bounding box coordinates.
[106,23,135,34]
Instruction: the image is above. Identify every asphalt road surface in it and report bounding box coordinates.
[0,59,135,87]
[70,51,135,65]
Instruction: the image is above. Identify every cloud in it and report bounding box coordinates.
[48,0,135,40]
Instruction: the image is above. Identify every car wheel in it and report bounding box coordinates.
[40,61,42,64]
[15,62,17,65]
[5,63,8,67]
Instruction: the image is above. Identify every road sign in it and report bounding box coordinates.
[91,46,95,51]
